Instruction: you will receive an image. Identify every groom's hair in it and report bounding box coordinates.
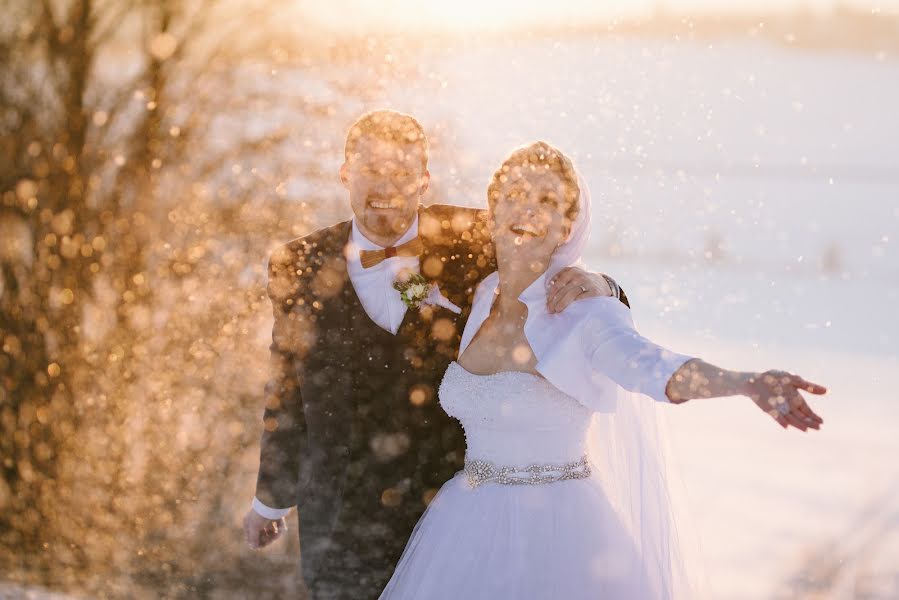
[487,141,580,222]
[344,109,429,168]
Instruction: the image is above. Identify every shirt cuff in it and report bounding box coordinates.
[645,351,695,403]
[252,496,292,520]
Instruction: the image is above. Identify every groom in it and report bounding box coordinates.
[243,110,631,599]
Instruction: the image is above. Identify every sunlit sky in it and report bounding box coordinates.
[302,0,899,33]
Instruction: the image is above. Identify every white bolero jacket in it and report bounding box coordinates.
[458,271,695,413]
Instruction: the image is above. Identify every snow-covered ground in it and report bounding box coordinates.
[0,582,90,600]
[367,35,899,600]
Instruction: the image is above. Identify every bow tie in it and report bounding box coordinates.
[359,236,423,269]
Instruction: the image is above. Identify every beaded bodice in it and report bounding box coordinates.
[438,361,594,468]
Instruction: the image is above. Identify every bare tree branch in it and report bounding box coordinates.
[89,1,137,48]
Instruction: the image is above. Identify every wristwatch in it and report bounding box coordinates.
[600,274,621,300]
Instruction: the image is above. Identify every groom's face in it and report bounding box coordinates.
[340,138,429,245]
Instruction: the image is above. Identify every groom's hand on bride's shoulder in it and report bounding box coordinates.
[243,508,287,550]
[547,267,621,313]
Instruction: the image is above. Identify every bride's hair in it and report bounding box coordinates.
[487,141,580,223]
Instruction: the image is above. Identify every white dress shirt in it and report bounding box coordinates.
[345,215,421,334]
[252,216,422,520]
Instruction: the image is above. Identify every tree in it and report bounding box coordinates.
[1,1,343,593]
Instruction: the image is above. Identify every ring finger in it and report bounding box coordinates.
[550,284,586,313]
[792,408,820,429]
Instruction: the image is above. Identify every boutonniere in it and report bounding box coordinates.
[393,270,462,314]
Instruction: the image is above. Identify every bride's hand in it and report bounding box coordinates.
[742,370,826,431]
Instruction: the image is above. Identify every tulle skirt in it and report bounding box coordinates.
[378,470,665,600]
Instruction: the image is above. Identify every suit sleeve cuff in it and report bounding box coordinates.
[600,274,620,300]
[252,496,292,520]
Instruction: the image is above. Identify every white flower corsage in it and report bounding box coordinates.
[393,271,461,314]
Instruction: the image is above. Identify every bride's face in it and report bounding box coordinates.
[490,168,575,272]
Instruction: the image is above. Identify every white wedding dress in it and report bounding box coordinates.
[378,361,663,600]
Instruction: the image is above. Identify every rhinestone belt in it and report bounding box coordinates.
[463,454,592,488]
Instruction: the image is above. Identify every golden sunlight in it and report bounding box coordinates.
[300,0,899,33]
[3,0,899,598]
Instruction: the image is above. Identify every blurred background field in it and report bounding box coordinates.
[1,1,898,598]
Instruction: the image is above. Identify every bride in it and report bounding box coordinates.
[378,141,826,599]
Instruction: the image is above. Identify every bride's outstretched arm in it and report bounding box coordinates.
[584,299,826,431]
[665,359,826,431]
